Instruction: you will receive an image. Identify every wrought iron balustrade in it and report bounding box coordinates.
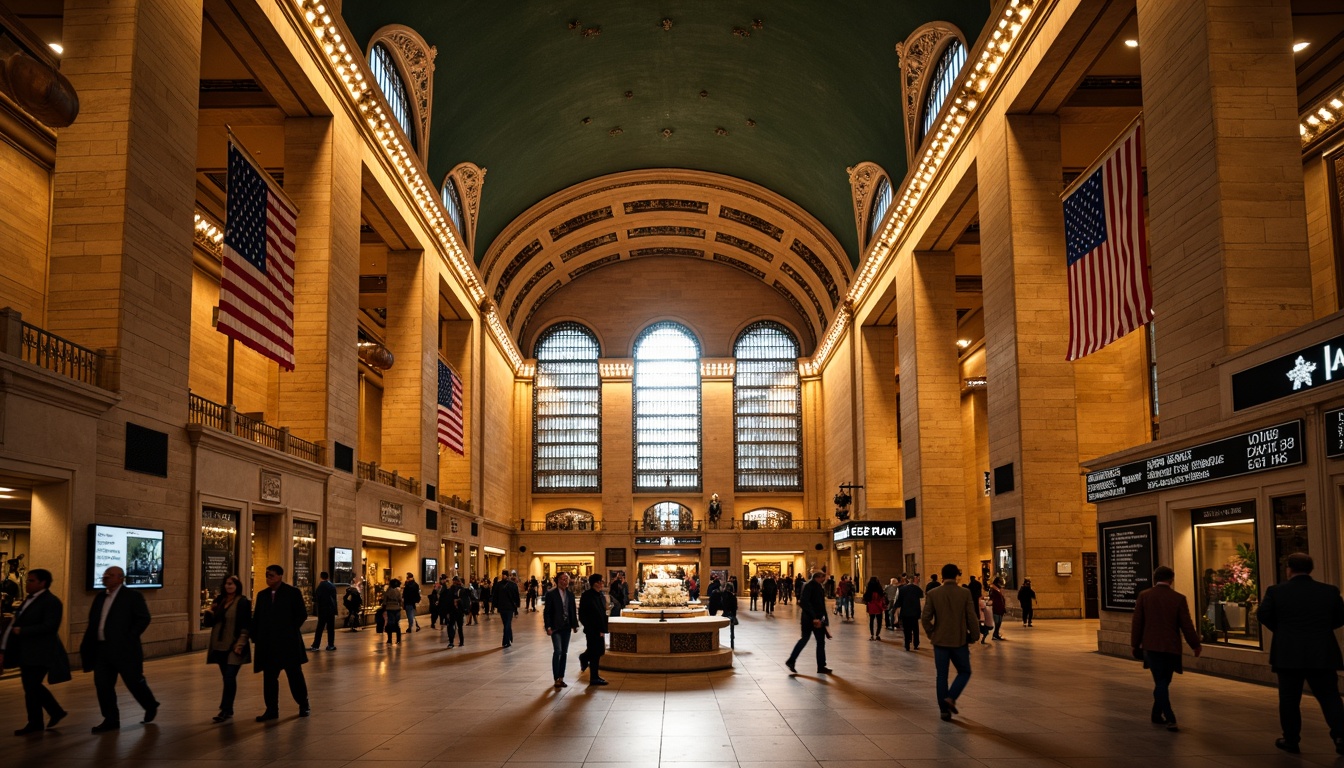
[187,392,324,466]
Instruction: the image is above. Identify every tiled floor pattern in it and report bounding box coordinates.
[0,604,1334,766]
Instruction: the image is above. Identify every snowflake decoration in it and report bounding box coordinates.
[1287,355,1317,390]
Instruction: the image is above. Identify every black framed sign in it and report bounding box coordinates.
[1327,408,1344,458]
[1099,516,1157,612]
[1231,334,1344,411]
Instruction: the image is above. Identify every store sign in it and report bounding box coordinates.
[1099,517,1156,612]
[1190,501,1255,526]
[1327,408,1344,458]
[1085,421,1303,502]
[634,536,701,546]
[380,500,403,525]
[832,521,902,543]
[1231,334,1344,410]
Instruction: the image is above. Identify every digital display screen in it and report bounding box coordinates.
[88,523,165,589]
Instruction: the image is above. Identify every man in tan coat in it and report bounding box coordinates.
[1130,565,1201,732]
[922,563,980,721]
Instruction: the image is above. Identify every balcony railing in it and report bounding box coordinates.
[357,460,421,495]
[188,392,324,465]
[517,517,827,533]
[0,308,107,388]
[520,519,607,532]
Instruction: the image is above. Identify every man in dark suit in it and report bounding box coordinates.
[81,566,159,733]
[445,576,467,648]
[578,573,609,685]
[1130,565,1201,732]
[251,564,310,721]
[309,571,337,651]
[1257,552,1344,754]
[493,572,521,647]
[785,570,831,675]
[897,575,925,650]
[1,568,71,735]
[543,572,579,688]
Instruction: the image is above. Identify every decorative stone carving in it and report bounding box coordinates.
[670,632,714,653]
[846,161,885,251]
[896,22,963,163]
[449,161,487,251]
[368,25,436,164]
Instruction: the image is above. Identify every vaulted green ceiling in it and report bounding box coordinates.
[342,2,991,266]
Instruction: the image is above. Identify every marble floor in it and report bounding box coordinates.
[0,602,1335,767]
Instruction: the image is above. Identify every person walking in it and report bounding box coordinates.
[481,576,493,616]
[402,574,422,632]
[989,578,1007,640]
[785,570,832,675]
[884,578,902,631]
[82,565,159,733]
[310,571,337,651]
[343,578,363,631]
[926,574,941,593]
[1130,565,1201,732]
[978,595,994,644]
[467,579,481,625]
[967,576,983,604]
[761,575,778,616]
[793,573,805,605]
[493,570,520,647]
[922,563,979,721]
[427,580,441,630]
[862,576,887,641]
[1257,552,1344,754]
[749,575,761,611]
[609,574,629,617]
[1017,579,1037,626]
[2,568,71,735]
[381,578,404,645]
[836,575,856,621]
[527,576,540,612]
[445,576,467,648]
[897,576,924,650]
[721,581,740,647]
[544,572,579,688]
[201,574,251,723]
[251,564,311,721]
[577,573,609,685]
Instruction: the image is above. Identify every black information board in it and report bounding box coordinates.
[1099,516,1157,612]
[1086,421,1303,503]
[1327,408,1344,459]
[1231,334,1344,411]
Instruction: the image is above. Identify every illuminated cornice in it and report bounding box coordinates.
[806,0,1037,376]
[288,0,527,372]
[1301,88,1344,151]
[193,209,224,257]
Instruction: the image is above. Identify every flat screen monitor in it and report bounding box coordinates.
[331,547,355,585]
[88,523,165,589]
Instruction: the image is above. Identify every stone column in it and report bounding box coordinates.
[896,249,967,573]
[860,326,901,511]
[1136,0,1313,434]
[978,114,1086,617]
[382,249,436,484]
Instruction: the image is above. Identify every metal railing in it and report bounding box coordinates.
[357,460,421,495]
[520,519,606,532]
[0,308,106,388]
[516,517,827,532]
[188,392,324,465]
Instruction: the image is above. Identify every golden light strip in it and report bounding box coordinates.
[193,209,224,256]
[1301,89,1344,148]
[806,0,1036,375]
[289,0,527,371]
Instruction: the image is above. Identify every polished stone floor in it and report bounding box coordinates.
[0,601,1335,767]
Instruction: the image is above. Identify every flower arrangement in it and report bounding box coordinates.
[639,578,689,607]
[1218,543,1258,603]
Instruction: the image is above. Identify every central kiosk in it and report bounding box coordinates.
[603,577,734,672]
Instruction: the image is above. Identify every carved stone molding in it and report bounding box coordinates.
[449,161,487,252]
[846,161,886,252]
[369,25,436,164]
[895,22,963,164]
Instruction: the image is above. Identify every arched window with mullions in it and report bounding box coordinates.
[866,176,892,245]
[920,39,967,144]
[533,323,601,492]
[734,322,802,491]
[643,501,693,532]
[634,322,701,492]
[441,177,465,238]
[369,42,418,152]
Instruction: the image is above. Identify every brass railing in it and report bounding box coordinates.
[357,460,421,495]
[0,308,106,388]
[187,392,324,465]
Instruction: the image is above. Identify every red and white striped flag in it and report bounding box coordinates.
[438,360,464,454]
[1062,122,1152,361]
[218,138,297,370]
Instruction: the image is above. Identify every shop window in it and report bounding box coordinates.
[200,507,239,628]
[292,520,317,615]
[634,322,701,491]
[734,322,802,492]
[1271,494,1308,584]
[992,518,1016,590]
[1192,502,1260,647]
[533,322,601,492]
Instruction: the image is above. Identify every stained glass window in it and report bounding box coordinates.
[634,322,701,491]
[533,323,601,492]
[920,39,966,143]
[734,322,801,491]
[369,43,418,152]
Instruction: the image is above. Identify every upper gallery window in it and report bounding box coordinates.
[867,176,892,244]
[369,42,418,152]
[634,322,701,492]
[441,177,466,237]
[533,322,601,492]
[734,322,802,491]
[920,39,967,143]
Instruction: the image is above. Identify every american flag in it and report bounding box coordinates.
[438,360,464,454]
[1063,122,1152,361]
[218,139,297,370]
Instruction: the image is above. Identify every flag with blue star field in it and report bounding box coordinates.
[219,138,298,370]
[438,360,464,455]
[1062,122,1152,361]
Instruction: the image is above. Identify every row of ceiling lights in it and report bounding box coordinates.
[1122,38,1312,52]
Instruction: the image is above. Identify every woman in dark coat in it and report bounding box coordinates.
[201,574,251,722]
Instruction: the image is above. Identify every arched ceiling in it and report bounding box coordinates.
[341,2,991,265]
[483,170,850,349]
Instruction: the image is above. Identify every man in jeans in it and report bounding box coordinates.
[543,572,579,687]
[1130,565,1201,732]
[921,563,979,721]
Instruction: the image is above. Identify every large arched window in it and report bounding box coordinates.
[369,42,418,152]
[920,39,966,143]
[441,177,465,237]
[734,322,801,491]
[866,176,892,244]
[545,509,595,531]
[634,322,701,491]
[643,501,693,531]
[533,323,601,491]
[743,508,793,530]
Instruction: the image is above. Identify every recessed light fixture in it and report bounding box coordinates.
[0,487,13,493]
[1123,39,1138,48]
[1293,41,1310,53]
[956,339,972,349]
[49,42,63,54]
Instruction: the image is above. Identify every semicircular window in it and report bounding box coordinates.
[920,38,967,144]
[533,322,601,492]
[734,321,801,492]
[643,501,693,532]
[369,42,418,152]
[742,508,793,530]
[866,176,892,244]
[442,177,465,237]
[634,322,701,492]
[545,509,595,531]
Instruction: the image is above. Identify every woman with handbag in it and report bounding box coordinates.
[862,576,887,641]
[382,578,404,644]
[201,574,251,723]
